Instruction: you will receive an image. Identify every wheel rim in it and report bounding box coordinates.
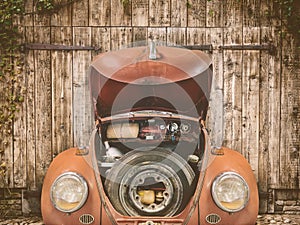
[119,163,183,216]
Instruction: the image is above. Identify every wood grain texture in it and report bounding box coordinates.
[187,0,206,27]
[33,27,53,187]
[3,1,298,214]
[223,0,243,27]
[132,0,149,26]
[51,27,73,156]
[12,24,27,188]
[110,27,133,50]
[149,0,170,26]
[206,0,223,27]
[279,31,300,189]
[167,28,186,45]
[50,0,72,26]
[171,0,187,27]
[72,27,93,148]
[111,0,131,26]
[72,0,89,26]
[24,27,37,190]
[89,0,111,26]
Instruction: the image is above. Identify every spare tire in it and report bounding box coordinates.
[104,147,195,216]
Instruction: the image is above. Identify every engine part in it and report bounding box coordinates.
[106,123,139,139]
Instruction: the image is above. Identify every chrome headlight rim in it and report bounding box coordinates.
[50,172,89,213]
[212,171,249,213]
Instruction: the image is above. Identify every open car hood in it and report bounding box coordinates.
[89,45,213,119]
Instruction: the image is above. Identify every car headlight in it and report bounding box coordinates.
[212,172,249,212]
[50,172,88,213]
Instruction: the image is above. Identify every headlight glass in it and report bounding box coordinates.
[212,172,249,212]
[50,172,88,213]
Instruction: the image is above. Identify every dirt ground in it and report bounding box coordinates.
[0,214,300,225]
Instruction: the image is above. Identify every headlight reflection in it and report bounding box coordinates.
[50,172,88,213]
[212,172,249,212]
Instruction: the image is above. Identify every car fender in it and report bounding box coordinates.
[197,147,259,225]
[41,148,101,225]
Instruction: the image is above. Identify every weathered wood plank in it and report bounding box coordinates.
[241,50,260,175]
[133,27,148,44]
[0,71,13,188]
[24,26,37,190]
[24,0,34,26]
[73,27,93,148]
[243,0,260,27]
[279,31,300,189]
[50,0,72,26]
[223,27,242,45]
[89,0,111,26]
[206,0,223,27]
[132,0,149,26]
[267,27,281,193]
[187,0,206,27]
[223,50,243,151]
[241,27,260,179]
[12,24,27,188]
[91,27,111,56]
[171,0,187,27]
[260,0,281,27]
[111,0,131,26]
[34,27,53,187]
[206,28,224,147]
[186,28,206,45]
[0,113,13,188]
[51,27,73,156]
[33,5,50,26]
[167,28,186,46]
[72,0,89,26]
[223,24,243,151]
[0,86,12,187]
[110,27,133,50]
[223,0,243,27]
[149,0,170,26]
[258,26,271,213]
[147,27,167,42]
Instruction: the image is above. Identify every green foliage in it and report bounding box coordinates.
[0,0,25,181]
[0,0,71,185]
[275,0,300,47]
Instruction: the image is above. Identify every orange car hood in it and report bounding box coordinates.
[89,46,213,119]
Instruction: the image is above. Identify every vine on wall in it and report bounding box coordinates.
[0,0,25,182]
[0,0,75,187]
[277,0,300,49]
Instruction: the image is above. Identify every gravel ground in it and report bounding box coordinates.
[0,214,299,225]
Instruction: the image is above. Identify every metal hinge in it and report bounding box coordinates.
[219,44,276,54]
[181,44,275,54]
[23,43,100,51]
[183,44,214,52]
[23,43,276,54]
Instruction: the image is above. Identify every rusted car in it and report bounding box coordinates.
[41,43,259,225]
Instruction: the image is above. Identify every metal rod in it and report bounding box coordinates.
[183,45,213,51]
[219,44,275,53]
[24,43,98,51]
[23,43,275,54]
